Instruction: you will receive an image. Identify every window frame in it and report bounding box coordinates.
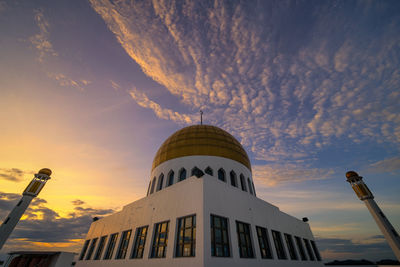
[256,226,273,259]
[205,167,213,176]
[150,221,170,258]
[295,236,307,261]
[79,239,90,261]
[236,221,254,258]
[115,229,132,259]
[85,238,98,260]
[167,170,174,187]
[240,174,247,192]
[178,168,187,182]
[303,238,315,261]
[271,230,287,260]
[284,233,298,260]
[156,173,164,191]
[310,240,322,261]
[104,233,119,260]
[175,214,196,257]
[131,226,149,259]
[94,235,107,260]
[217,168,226,182]
[210,214,231,257]
[150,177,156,194]
[230,171,238,187]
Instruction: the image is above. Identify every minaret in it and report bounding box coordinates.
[0,168,52,250]
[346,171,400,260]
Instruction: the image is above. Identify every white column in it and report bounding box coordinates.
[364,198,400,260]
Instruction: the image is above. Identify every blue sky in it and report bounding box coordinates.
[0,0,399,261]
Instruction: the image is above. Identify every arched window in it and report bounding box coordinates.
[146,180,151,196]
[157,173,164,191]
[230,171,238,187]
[167,171,174,187]
[218,168,226,182]
[252,181,256,196]
[150,177,156,194]
[240,174,247,192]
[247,178,253,195]
[191,167,204,178]
[179,168,187,182]
[205,167,213,176]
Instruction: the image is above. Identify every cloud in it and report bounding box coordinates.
[46,72,90,91]
[0,168,33,182]
[71,199,85,206]
[368,157,400,173]
[0,191,114,252]
[253,164,334,186]
[89,0,400,166]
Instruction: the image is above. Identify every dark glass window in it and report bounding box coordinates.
[151,221,169,258]
[104,233,119,260]
[167,171,174,187]
[85,238,98,260]
[150,177,156,194]
[240,174,247,192]
[191,167,204,178]
[218,168,226,182]
[17,200,23,206]
[252,181,257,196]
[116,230,132,259]
[310,240,321,261]
[131,226,148,259]
[94,236,107,260]
[146,181,151,196]
[284,233,298,260]
[205,167,213,176]
[157,174,164,191]
[79,239,90,260]
[272,230,287,259]
[247,178,253,195]
[256,226,273,259]
[236,221,254,258]
[210,215,230,257]
[303,238,315,261]
[176,215,196,257]
[179,168,187,181]
[295,236,307,260]
[230,171,237,187]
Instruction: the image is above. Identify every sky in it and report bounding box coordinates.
[0,0,399,262]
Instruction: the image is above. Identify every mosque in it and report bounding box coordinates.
[75,125,323,267]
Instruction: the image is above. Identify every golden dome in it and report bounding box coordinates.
[152,125,251,171]
[38,168,52,176]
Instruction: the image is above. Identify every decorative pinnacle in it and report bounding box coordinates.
[346,171,359,179]
[200,110,203,125]
[38,168,52,176]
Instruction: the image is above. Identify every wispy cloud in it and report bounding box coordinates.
[0,168,33,182]
[46,72,90,91]
[90,0,400,166]
[368,157,400,173]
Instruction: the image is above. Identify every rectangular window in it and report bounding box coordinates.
[17,200,23,206]
[104,233,119,260]
[272,230,287,259]
[85,238,98,260]
[210,215,230,257]
[151,221,169,258]
[256,226,273,259]
[116,230,132,259]
[310,240,321,261]
[303,238,315,261]
[131,226,148,259]
[176,215,196,257]
[240,175,247,191]
[94,236,107,260]
[284,234,298,260]
[236,221,254,258]
[295,236,307,260]
[79,240,90,260]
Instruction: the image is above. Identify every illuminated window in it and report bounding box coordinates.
[272,230,287,259]
[295,236,307,260]
[205,167,213,176]
[310,240,321,261]
[176,215,196,257]
[218,168,226,182]
[79,240,90,260]
[104,233,119,260]
[167,171,174,187]
[179,168,187,182]
[157,174,164,191]
[116,230,132,259]
[210,215,230,257]
[94,236,107,260]
[303,239,315,261]
[236,221,254,258]
[150,221,169,258]
[240,174,247,192]
[230,171,237,187]
[85,238,98,260]
[284,233,298,260]
[247,178,253,195]
[150,177,156,194]
[256,226,273,259]
[131,226,148,259]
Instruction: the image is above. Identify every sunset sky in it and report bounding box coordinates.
[1,0,399,261]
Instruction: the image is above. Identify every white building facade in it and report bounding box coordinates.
[76,125,323,267]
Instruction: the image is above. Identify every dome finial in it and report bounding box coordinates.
[200,110,203,125]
